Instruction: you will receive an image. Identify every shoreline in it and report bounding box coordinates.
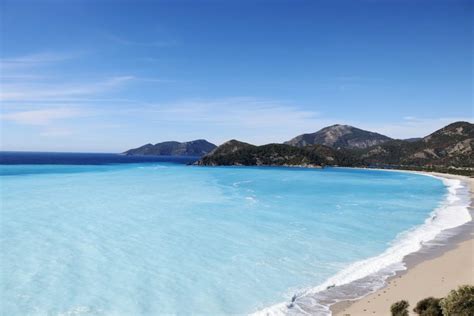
[253,169,473,316]
[330,171,474,316]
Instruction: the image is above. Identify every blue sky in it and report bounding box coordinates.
[1,0,472,152]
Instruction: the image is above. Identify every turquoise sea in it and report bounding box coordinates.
[0,153,470,315]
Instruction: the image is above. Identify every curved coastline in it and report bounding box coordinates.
[252,169,473,316]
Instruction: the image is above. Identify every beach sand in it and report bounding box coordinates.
[331,173,474,316]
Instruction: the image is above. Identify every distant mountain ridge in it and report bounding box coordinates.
[124,139,216,156]
[196,122,474,176]
[285,124,392,149]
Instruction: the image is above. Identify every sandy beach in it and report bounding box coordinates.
[331,172,474,316]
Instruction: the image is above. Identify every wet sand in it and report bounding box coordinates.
[331,172,473,316]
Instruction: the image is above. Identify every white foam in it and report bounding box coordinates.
[246,196,258,203]
[233,180,253,187]
[58,305,99,316]
[252,175,472,316]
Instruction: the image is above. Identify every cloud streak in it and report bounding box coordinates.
[1,76,135,101]
[0,52,77,72]
[119,97,331,145]
[148,98,320,128]
[125,99,473,144]
[1,108,84,125]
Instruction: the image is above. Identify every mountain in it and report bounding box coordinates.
[195,122,473,176]
[195,140,362,168]
[124,139,216,156]
[285,124,392,149]
[195,139,255,164]
[361,121,474,169]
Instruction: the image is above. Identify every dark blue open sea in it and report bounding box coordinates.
[0,151,198,165]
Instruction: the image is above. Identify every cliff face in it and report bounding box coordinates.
[285,124,392,149]
[124,139,216,157]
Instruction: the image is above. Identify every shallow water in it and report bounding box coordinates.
[0,157,451,315]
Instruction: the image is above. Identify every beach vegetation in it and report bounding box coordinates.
[413,297,442,316]
[391,300,409,316]
[439,285,474,316]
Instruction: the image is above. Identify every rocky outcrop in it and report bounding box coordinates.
[285,124,392,149]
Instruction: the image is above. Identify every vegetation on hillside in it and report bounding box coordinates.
[196,122,474,176]
[413,297,442,316]
[124,139,216,156]
[361,122,474,171]
[391,300,410,316]
[285,124,392,149]
[390,285,474,316]
[196,142,341,167]
[439,285,474,316]
[195,139,368,168]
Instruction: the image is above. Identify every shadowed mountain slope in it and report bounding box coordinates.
[124,139,216,156]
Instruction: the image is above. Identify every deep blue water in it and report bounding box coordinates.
[0,151,198,165]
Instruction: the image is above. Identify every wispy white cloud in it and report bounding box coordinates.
[148,98,320,127]
[0,76,135,101]
[0,74,49,81]
[0,50,138,104]
[1,108,84,125]
[123,99,473,144]
[121,97,332,145]
[1,52,470,150]
[0,52,77,72]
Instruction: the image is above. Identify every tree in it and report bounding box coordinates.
[440,285,474,316]
[391,300,409,316]
[413,297,442,316]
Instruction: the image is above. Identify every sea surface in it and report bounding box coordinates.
[0,152,470,315]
